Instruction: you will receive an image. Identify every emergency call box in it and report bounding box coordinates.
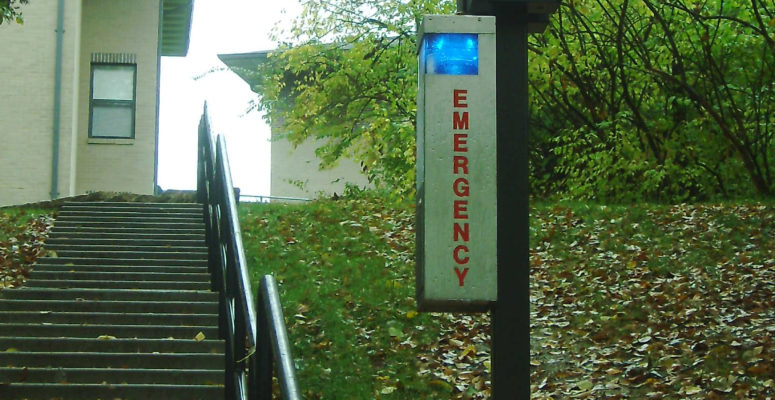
[416,15,497,312]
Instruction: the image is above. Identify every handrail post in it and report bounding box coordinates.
[196,103,208,204]
[256,283,273,400]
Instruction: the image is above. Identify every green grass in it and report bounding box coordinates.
[240,196,775,399]
[0,208,50,242]
[240,196,448,399]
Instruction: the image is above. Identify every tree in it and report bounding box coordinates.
[529,0,775,201]
[255,0,775,201]
[1,0,28,25]
[252,0,453,198]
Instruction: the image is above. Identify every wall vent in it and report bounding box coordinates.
[91,53,137,64]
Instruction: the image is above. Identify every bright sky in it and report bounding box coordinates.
[157,0,300,196]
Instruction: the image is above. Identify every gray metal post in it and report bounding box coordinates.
[50,0,65,200]
[426,2,556,397]
[492,9,530,399]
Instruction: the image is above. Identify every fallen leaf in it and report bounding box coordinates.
[576,380,593,391]
[685,385,702,395]
[459,344,476,360]
[429,379,452,392]
[380,386,396,394]
[388,325,403,338]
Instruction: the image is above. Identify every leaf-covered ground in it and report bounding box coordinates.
[0,208,54,290]
[3,196,771,397]
[530,202,775,399]
[240,198,775,398]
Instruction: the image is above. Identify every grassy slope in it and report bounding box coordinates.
[241,198,775,399]
[240,196,447,399]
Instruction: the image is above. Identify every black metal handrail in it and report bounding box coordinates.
[257,275,301,400]
[239,194,313,203]
[197,103,300,400]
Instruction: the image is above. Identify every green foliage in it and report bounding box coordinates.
[254,0,774,202]
[0,0,28,25]
[530,0,775,201]
[252,0,455,200]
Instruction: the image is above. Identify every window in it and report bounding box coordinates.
[89,63,136,138]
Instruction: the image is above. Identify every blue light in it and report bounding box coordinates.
[423,33,479,75]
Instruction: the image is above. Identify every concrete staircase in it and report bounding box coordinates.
[0,202,224,400]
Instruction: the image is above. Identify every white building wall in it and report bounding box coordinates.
[270,130,371,199]
[0,1,82,206]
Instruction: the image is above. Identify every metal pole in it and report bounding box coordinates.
[493,9,530,400]
[256,285,272,400]
[50,0,65,200]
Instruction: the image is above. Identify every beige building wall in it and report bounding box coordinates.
[0,1,82,206]
[75,0,160,195]
[271,130,371,199]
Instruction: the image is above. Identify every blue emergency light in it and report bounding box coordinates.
[422,33,479,75]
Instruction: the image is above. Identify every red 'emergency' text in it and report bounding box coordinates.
[452,89,470,287]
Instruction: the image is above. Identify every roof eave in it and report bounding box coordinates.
[161,0,194,57]
[218,51,272,85]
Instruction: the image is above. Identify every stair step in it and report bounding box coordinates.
[49,228,207,237]
[56,215,203,224]
[0,311,218,326]
[0,323,218,340]
[0,299,218,314]
[31,264,209,275]
[43,244,207,254]
[47,231,205,241]
[0,201,229,398]
[58,208,202,217]
[0,351,222,369]
[39,249,208,260]
[45,237,206,247]
[37,256,207,267]
[62,201,201,209]
[53,220,205,229]
[0,383,223,400]
[1,288,217,302]
[30,270,210,282]
[25,279,211,290]
[0,337,223,354]
[0,367,223,385]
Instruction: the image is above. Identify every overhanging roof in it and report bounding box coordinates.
[219,43,359,94]
[162,0,194,57]
[218,51,271,85]
[218,44,351,88]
